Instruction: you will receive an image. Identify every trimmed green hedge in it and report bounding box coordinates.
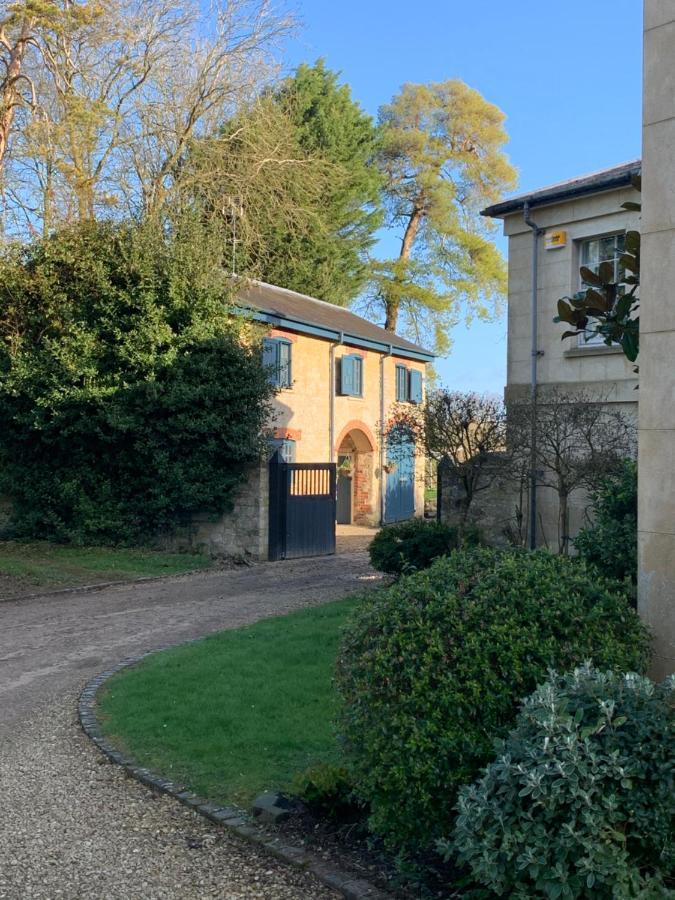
[336,548,650,862]
[368,518,481,575]
[0,221,273,544]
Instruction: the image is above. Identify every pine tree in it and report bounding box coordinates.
[372,80,517,353]
[257,60,383,306]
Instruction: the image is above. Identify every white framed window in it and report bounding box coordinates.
[578,233,625,347]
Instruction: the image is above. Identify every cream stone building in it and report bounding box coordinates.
[483,160,641,546]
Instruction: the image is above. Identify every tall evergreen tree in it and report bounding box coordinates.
[370,80,517,354]
[256,60,383,306]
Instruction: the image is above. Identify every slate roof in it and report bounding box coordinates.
[482,159,642,219]
[237,280,434,360]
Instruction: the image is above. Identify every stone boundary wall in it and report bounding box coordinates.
[158,462,269,561]
[437,457,597,553]
[437,455,525,548]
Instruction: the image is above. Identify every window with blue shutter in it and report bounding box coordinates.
[409,369,423,404]
[340,354,363,397]
[395,364,409,402]
[262,337,292,388]
[269,438,296,462]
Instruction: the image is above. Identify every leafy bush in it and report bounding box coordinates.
[292,762,364,822]
[335,548,650,861]
[448,665,675,898]
[575,459,637,584]
[0,222,273,544]
[368,518,480,575]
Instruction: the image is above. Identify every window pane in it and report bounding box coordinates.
[396,365,408,401]
[278,341,291,387]
[355,357,363,396]
[582,239,599,267]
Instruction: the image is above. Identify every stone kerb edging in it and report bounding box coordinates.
[79,654,390,900]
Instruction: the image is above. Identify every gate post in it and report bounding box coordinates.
[268,450,286,561]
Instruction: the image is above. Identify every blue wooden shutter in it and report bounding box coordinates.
[278,340,291,387]
[263,338,278,385]
[341,355,355,395]
[410,369,423,404]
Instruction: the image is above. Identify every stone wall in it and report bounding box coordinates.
[438,456,525,547]
[437,456,595,553]
[159,462,269,561]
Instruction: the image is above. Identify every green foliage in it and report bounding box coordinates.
[368,518,480,575]
[575,460,637,584]
[335,549,650,862]
[556,177,641,363]
[448,665,675,899]
[371,80,517,353]
[262,60,383,305]
[292,762,364,822]
[213,60,382,306]
[0,220,273,543]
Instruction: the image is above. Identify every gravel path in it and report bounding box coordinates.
[0,538,376,899]
[0,701,338,899]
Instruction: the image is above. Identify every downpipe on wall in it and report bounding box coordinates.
[523,201,544,550]
[329,332,344,462]
[379,345,393,525]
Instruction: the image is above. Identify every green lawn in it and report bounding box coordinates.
[98,597,359,806]
[0,541,212,594]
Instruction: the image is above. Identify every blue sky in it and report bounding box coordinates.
[284,0,643,394]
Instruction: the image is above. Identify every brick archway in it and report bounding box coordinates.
[334,420,376,455]
[335,421,377,526]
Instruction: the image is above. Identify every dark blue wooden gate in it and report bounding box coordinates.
[268,453,337,560]
[384,431,415,523]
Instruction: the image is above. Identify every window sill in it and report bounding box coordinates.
[564,345,624,359]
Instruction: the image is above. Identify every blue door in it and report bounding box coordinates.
[384,431,415,523]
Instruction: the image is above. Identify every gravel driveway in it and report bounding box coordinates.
[0,541,376,899]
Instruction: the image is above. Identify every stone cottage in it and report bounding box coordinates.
[181,280,434,559]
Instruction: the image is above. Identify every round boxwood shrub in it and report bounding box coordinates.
[368,518,481,575]
[448,665,675,898]
[335,548,650,861]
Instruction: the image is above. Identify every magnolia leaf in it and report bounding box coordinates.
[619,254,638,273]
[579,266,602,287]
[622,331,639,362]
[598,261,614,284]
[625,231,640,253]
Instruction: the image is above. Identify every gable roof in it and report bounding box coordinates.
[482,159,641,219]
[237,280,434,362]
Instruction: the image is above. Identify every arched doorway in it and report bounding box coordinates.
[335,423,376,526]
[384,425,415,523]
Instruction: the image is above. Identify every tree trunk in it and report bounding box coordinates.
[384,204,424,332]
[0,18,34,173]
[558,489,570,555]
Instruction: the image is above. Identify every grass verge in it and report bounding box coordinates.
[98,597,359,806]
[0,541,212,596]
